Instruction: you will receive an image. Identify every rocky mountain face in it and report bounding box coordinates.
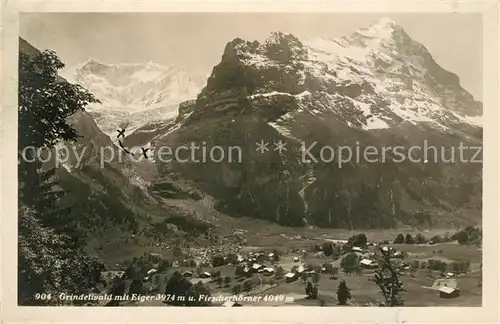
[61,59,207,137]
[19,16,482,234]
[152,18,482,229]
[19,38,214,250]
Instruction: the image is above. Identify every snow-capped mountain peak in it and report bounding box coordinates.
[195,18,481,135]
[354,17,398,40]
[62,59,208,136]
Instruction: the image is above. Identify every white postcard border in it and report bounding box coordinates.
[1,1,499,323]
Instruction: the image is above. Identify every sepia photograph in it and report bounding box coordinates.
[1,1,499,323]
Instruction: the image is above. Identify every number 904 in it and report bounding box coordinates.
[34,293,52,300]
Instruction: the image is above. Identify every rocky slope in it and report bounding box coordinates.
[19,38,217,254]
[151,18,482,229]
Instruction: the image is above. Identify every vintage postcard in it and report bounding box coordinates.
[1,0,499,323]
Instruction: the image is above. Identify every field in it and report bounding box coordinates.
[105,233,482,307]
[88,204,482,308]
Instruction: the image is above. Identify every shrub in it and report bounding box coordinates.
[393,233,405,244]
[341,253,360,274]
[429,235,443,244]
[427,259,448,272]
[212,255,226,267]
[271,249,281,261]
[405,234,415,244]
[337,280,352,305]
[274,266,284,278]
[415,233,427,244]
[235,265,245,277]
[128,279,144,295]
[305,281,318,299]
[226,253,238,264]
[211,270,221,279]
[452,226,482,245]
[348,233,368,247]
[232,284,242,294]
[242,280,253,292]
[322,242,334,256]
[173,246,183,258]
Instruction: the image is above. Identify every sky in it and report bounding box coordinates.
[19,13,482,100]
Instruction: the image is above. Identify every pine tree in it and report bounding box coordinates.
[393,233,405,244]
[337,280,352,305]
[128,278,144,295]
[185,282,211,306]
[372,247,405,306]
[312,284,319,299]
[305,281,313,297]
[405,233,415,244]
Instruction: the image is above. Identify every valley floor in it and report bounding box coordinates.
[97,238,482,307]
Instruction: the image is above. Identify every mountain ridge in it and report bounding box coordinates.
[18,16,483,232]
[149,17,482,229]
[60,58,208,136]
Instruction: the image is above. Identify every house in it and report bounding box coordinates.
[252,263,264,272]
[199,272,211,279]
[297,265,305,273]
[102,270,125,279]
[439,286,460,298]
[285,272,298,282]
[293,256,300,262]
[360,259,378,269]
[237,255,245,263]
[393,251,404,259]
[268,252,275,259]
[326,239,348,244]
[352,246,363,252]
[381,246,392,252]
[431,279,458,290]
[263,267,274,276]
